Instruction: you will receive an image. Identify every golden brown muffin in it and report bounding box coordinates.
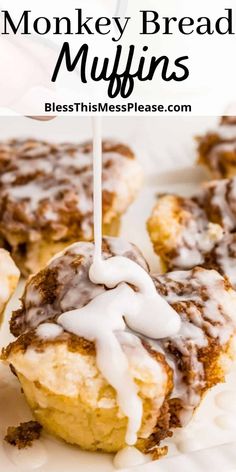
[203,232,236,288]
[0,249,19,324]
[147,178,236,283]
[0,139,142,276]
[3,238,172,455]
[152,267,236,428]
[197,121,236,178]
[3,331,172,454]
[197,178,236,232]
[2,238,236,456]
[147,194,223,271]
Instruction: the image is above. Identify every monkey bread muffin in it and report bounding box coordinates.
[147,193,223,272]
[2,238,236,457]
[0,138,142,276]
[147,176,236,287]
[3,238,173,455]
[197,117,236,178]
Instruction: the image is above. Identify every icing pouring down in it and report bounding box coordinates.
[58,117,181,445]
[2,116,236,468]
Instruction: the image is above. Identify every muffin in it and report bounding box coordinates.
[196,178,236,232]
[147,194,223,271]
[0,249,19,324]
[3,238,173,455]
[152,267,236,428]
[0,138,142,276]
[2,238,236,456]
[147,176,236,279]
[197,119,236,178]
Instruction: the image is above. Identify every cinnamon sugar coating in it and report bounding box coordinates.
[0,138,142,275]
[147,178,236,287]
[3,239,236,455]
[10,238,148,337]
[153,267,236,428]
[197,122,236,178]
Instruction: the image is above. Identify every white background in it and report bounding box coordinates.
[0,1,235,115]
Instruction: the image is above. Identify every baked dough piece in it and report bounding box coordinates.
[197,122,236,178]
[196,178,236,232]
[3,239,236,455]
[147,194,223,271]
[0,249,19,324]
[153,267,236,428]
[147,177,236,280]
[4,238,172,455]
[0,139,142,276]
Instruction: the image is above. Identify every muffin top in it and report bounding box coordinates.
[0,138,142,242]
[196,178,236,231]
[10,237,149,337]
[154,266,236,345]
[147,194,223,269]
[5,241,236,433]
[197,125,236,178]
[153,266,236,420]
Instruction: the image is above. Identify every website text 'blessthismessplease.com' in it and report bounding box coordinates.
[45,102,192,114]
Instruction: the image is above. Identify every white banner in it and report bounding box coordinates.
[0,0,235,115]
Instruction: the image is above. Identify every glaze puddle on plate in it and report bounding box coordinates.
[0,167,236,472]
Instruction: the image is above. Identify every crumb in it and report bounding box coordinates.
[151,445,168,460]
[4,421,42,449]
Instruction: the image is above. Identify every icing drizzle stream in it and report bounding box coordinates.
[92,117,102,262]
[58,117,181,445]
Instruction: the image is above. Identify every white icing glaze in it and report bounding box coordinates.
[176,436,202,454]
[173,207,223,269]
[161,269,236,344]
[89,257,181,339]
[36,323,63,340]
[175,321,207,349]
[215,391,236,413]
[210,180,236,231]
[113,446,150,469]
[58,278,179,445]
[4,440,47,469]
[214,414,236,431]
[57,284,142,443]
[57,117,180,446]
[215,236,236,287]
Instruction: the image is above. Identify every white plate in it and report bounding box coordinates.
[1,163,236,472]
